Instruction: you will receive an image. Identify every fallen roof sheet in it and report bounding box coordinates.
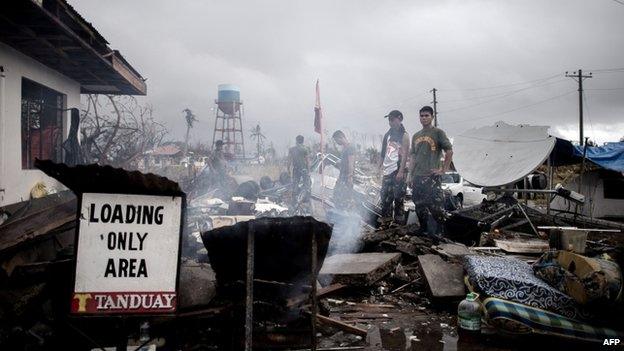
[454,121,556,187]
[35,159,183,196]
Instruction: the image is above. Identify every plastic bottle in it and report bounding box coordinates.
[458,292,482,333]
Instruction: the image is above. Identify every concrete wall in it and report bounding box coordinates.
[0,42,80,206]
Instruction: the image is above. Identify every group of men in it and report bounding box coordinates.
[286,105,453,234]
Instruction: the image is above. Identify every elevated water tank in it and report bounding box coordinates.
[217,84,240,115]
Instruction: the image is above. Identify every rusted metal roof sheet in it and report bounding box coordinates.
[35,159,183,196]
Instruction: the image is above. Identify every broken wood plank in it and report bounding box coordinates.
[0,198,77,254]
[338,312,392,320]
[494,238,549,254]
[319,253,401,286]
[417,254,465,299]
[286,283,346,307]
[314,314,368,337]
[434,243,472,258]
[361,224,420,244]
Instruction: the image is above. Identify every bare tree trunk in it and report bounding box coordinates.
[184,124,190,158]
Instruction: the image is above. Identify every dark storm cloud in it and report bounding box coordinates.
[71,0,624,151]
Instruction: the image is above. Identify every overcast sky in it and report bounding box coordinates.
[71,0,624,154]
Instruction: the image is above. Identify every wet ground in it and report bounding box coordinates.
[317,303,604,351]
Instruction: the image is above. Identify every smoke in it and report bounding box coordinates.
[325,208,365,257]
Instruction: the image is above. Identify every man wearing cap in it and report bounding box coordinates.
[408,106,453,235]
[379,110,410,225]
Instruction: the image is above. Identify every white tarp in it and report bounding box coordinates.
[453,121,556,187]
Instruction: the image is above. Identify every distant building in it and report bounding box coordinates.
[142,145,184,169]
[0,0,146,206]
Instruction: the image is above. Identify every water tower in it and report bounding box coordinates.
[212,84,245,158]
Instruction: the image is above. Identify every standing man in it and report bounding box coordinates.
[210,140,226,177]
[409,106,453,235]
[379,110,410,226]
[287,135,311,210]
[332,130,356,209]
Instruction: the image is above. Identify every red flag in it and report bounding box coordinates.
[314,79,322,134]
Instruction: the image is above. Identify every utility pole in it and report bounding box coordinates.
[431,88,438,127]
[565,69,592,146]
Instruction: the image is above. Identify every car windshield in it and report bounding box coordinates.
[440,174,460,184]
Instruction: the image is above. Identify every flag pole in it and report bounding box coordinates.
[319,81,324,180]
[315,79,324,185]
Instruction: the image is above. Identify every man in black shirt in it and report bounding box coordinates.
[332,130,356,209]
[288,135,311,209]
[379,110,410,225]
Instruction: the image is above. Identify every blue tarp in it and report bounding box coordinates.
[572,142,624,173]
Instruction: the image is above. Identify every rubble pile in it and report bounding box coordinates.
[1,155,623,350]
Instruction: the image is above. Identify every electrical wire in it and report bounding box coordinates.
[440,79,567,113]
[582,90,596,144]
[440,74,561,92]
[441,76,564,103]
[585,87,624,91]
[448,90,576,125]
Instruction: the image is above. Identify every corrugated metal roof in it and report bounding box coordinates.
[35,159,184,196]
[150,145,183,156]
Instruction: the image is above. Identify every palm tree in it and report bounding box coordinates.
[182,108,198,157]
[249,124,266,161]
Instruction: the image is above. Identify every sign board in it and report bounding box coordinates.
[71,193,183,314]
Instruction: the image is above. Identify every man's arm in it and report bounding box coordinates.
[304,151,310,172]
[347,153,355,185]
[287,150,293,175]
[396,133,410,181]
[407,136,416,180]
[441,149,453,173]
[433,129,453,175]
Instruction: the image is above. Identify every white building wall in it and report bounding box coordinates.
[551,170,624,219]
[0,42,80,206]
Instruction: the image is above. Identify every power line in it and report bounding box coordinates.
[582,90,596,143]
[441,76,563,103]
[440,74,561,92]
[591,67,624,72]
[610,0,624,6]
[450,90,576,125]
[585,87,624,91]
[439,79,566,113]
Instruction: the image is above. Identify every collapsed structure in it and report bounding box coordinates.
[0,3,622,349]
[1,120,623,350]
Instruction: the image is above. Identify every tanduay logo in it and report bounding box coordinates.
[73,293,176,313]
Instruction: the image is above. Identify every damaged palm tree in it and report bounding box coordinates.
[182,108,198,158]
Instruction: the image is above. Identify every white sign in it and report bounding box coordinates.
[71,193,182,314]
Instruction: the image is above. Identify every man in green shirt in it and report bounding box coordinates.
[408,106,453,235]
